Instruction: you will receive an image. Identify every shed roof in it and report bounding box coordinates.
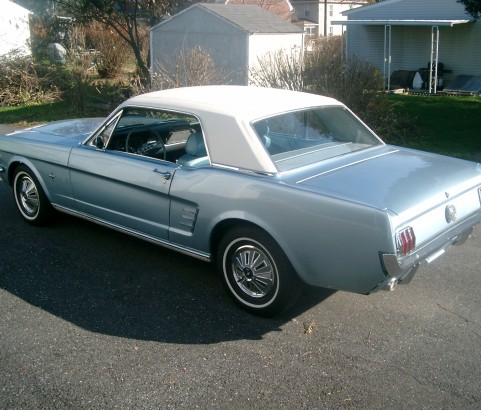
[153,4,303,34]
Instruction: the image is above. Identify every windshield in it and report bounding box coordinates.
[253,106,383,172]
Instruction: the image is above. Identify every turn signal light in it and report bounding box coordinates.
[396,227,416,256]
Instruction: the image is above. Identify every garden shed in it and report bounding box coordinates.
[150,3,304,85]
[333,0,481,93]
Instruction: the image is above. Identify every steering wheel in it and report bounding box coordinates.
[137,139,166,159]
[125,127,166,160]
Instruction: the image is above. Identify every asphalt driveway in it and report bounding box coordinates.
[0,180,480,409]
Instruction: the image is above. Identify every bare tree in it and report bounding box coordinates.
[249,48,303,91]
[55,0,186,81]
[132,45,231,94]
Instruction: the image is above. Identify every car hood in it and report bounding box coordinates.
[295,146,481,217]
[11,118,105,145]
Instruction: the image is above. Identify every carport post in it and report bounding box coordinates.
[340,24,347,62]
[383,25,391,91]
[429,26,439,94]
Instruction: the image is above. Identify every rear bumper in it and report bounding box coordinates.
[377,210,481,292]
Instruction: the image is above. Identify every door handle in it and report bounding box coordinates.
[153,169,171,180]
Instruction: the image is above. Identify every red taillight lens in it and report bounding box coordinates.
[396,227,416,256]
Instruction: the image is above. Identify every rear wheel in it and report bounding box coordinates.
[13,165,54,225]
[217,226,302,316]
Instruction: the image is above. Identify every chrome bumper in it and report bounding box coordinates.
[377,210,481,292]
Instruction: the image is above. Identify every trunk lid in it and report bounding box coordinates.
[295,146,481,219]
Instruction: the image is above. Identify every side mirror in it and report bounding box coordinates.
[95,135,105,150]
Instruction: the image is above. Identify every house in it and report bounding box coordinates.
[0,0,31,57]
[150,3,304,85]
[225,0,294,22]
[291,0,368,37]
[333,0,481,93]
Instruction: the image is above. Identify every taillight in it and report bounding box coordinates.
[396,227,416,256]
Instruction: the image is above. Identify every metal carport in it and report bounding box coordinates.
[332,19,472,93]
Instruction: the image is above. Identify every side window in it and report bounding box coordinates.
[91,107,201,163]
[88,112,121,148]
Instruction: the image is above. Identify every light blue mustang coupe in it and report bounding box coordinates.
[1,86,481,316]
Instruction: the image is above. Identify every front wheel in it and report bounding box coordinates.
[217,227,302,316]
[13,165,54,225]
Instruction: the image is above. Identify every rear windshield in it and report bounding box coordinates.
[253,106,383,172]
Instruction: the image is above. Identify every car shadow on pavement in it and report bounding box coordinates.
[0,186,335,344]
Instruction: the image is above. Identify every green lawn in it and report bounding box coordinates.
[1,94,480,160]
[0,101,80,127]
[388,94,481,160]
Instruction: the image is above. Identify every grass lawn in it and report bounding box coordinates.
[388,94,481,160]
[1,94,480,160]
[0,101,81,127]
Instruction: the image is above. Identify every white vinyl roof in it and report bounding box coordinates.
[121,86,343,174]
[332,19,472,26]
[124,86,340,122]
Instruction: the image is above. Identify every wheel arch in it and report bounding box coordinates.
[208,214,305,284]
[210,218,275,262]
[7,159,52,201]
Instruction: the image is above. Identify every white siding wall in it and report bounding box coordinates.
[248,33,304,73]
[294,1,365,36]
[0,1,31,56]
[439,23,481,78]
[345,0,481,84]
[328,3,363,36]
[346,25,385,70]
[151,8,248,85]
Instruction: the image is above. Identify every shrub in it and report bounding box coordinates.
[304,37,385,119]
[86,22,130,79]
[164,45,231,87]
[249,47,303,91]
[0,52,61,107]
[139,45,231,93]
[60,25,94,113]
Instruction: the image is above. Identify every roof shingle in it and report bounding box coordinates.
[198,4,303,33]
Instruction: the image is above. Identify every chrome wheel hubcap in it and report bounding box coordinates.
[232,245,275,298]
[18,176,39,216]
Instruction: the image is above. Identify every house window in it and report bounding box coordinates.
[329,5,333,17]
[305,26,315,36]
[304,10,310,18]
[328,26,333,36]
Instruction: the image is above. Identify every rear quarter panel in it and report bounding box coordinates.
[170,167,393,294]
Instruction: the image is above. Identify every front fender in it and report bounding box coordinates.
[3,153,75,209]
[4,155,49,192]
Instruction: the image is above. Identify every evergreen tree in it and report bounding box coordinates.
[458,0,481,19]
